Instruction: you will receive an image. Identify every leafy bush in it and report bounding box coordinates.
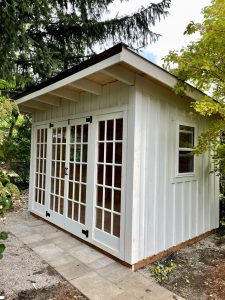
[6,183,20,200]
[0,171,10,186]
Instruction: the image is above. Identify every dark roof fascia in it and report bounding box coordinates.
[13,43,127,100]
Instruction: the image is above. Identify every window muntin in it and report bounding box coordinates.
[178,125,195,174]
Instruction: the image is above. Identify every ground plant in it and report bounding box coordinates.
[150,261,177,283]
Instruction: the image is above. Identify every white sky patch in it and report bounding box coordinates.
[106,0,211,65]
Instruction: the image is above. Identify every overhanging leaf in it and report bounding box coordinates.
[0,231,8,240]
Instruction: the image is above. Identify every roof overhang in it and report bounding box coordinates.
[14,43,204,113]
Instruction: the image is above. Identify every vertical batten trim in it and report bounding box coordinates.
[172,183,176,245]
[196,180,199,235]
[145,96,151,256]
[124,85,137,264]
[189,181,192,239]
[153,101,160,253]
[181,182,185,241]
[163,102,169,249]
[28,125,35,212]
[140,92,147,259]
[202,153,205,233]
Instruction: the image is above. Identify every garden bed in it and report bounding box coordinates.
[139,234,225,300]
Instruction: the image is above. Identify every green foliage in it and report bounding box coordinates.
[163,0,225,101]
[5,183,20,200]
[163,0,225,159]
[0,171,10,187]
[0,232,8,240]
[0,114,31,172]
[0,189,11,260]
[0,0,171,90]
[150,261,177,283]
[0,197,13,218]
[0,244,6,259]
[0,84,31,184]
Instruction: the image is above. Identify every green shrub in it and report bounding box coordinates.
[6,183,20,200]
[0,171,10,186]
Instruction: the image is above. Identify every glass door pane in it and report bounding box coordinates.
[67,124,88,225]
[95,118,123,238]
[34,128,47,206]
[50,126,67,215]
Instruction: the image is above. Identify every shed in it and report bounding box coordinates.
[14,43,219,270]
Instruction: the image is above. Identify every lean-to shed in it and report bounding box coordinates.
[14,43,219,269]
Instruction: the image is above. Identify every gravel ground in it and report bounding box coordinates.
[0,190,87,300]
[139,234,225,300]
[0,233,87,300]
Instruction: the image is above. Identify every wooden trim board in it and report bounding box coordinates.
[132,229,216,271]
[30,212,215,271]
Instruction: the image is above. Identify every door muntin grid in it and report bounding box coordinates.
[67,124,88,225]
[95,118,123,238]
[35,128,47,205]
[50,126,67,215]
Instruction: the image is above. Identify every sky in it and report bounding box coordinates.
[107,0,211,66]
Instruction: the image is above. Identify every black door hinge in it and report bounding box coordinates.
[46,211,50,217]
[65,167,68,175]
[86,116,92,123]
[49,123,54,128]
[82,229,89,238]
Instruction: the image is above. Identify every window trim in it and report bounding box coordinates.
[176,122,196,177]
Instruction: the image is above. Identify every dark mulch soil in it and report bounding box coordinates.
[14,282,86,300]
[139,234,225,300]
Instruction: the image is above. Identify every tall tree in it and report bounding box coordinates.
[0,0,171,91]
[163,0,225,157]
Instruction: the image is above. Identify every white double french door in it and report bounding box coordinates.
[32,112,126,258]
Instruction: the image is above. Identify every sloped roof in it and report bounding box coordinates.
[14,43,204,113]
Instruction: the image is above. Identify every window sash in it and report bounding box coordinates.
[178,125,195,175]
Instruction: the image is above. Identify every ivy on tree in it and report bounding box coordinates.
[0,0,171,91]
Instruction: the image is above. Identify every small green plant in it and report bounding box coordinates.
[150,261,177,283]
[0,196,11,260]
[0,231,8,259]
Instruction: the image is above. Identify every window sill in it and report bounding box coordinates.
[170,174,198,183]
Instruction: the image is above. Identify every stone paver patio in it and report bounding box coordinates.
[5,211,183,300]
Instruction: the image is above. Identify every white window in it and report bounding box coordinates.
[178,125,195,174]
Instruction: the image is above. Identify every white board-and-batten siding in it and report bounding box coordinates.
[128,75,219,264]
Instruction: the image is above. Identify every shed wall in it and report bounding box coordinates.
[130,76,219,264]
[33,81,129,123]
